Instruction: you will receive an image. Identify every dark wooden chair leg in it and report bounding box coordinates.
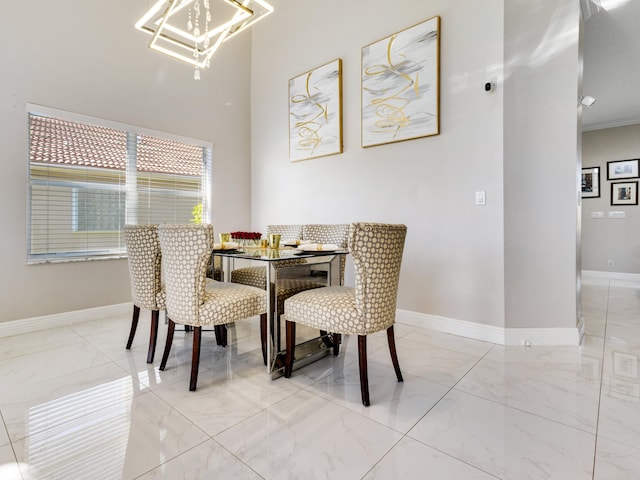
[126,305,140,349]
[284,320,296,378]
[146,309,159,363]
[332,333,341,356]
[260,313,268,366]
[189,326,202,391]
[386,325,403,382]
[159,319,176,371]
[214,324,228,346]
[184,325,192,332]
[358,335,370,407]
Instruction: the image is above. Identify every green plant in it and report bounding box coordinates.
[191,203,203,224]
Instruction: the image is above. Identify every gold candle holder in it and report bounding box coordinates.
[219,233,231,246]
[268,233,281,249]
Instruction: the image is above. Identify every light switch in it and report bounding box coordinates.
[609,211,626,219]
[591,211,604,219]
[475,191,486,206]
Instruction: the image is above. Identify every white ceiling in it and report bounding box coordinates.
[582,0,640,131]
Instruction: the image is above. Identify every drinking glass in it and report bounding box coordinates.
[268,233,281,249]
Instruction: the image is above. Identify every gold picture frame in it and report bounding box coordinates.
[361,16,440,148]
[289,59,343,162]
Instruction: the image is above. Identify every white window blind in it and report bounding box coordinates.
[28,108,211,264]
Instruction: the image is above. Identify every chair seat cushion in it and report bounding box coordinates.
[197,281,267,326]
[274,278,325,314]
[231,266,267,289]
[276,278,325,298]
[284,286,378,335]
[230,260,313,291]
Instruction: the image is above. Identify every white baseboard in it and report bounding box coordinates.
[1,302,583,346]
[582,270,640,286]
[397,309,506,344]
[0,303,131,339]
[503,326,581,346]
[396,309,581,346]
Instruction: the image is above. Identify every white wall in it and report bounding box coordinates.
[0,0,584,340]
[582,124,640,273]
[251,0,583,339]
[251,0,507,328]
[0,0,253,322]
[503,0,582,330]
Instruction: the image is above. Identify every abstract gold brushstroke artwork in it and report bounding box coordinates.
[289,59,343,162]
[361,16,440,148]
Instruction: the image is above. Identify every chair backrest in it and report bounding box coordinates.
[303,224,350,282]
[302,224,350,247]
[158,224,214,325]
[267,224,303,241]
[350,223,407,331]
[124,224,163,310]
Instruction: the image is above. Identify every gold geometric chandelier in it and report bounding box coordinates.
[136,0,273,79]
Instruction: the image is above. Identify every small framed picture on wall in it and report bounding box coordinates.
[581,167,600,198]
[607,159,639,180]
[611,181,638,206]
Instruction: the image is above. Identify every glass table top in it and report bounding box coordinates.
[212,246,348,261]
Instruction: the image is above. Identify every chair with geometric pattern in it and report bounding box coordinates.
[283,223,407,406]
[229,224,304,290]
[158,224,267,391]
[124,224,166,364]
[301,224,350,282]
[229,224,342,364]
[302,223,350,248]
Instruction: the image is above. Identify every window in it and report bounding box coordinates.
[73,187,125,232]
[28,105,212,263]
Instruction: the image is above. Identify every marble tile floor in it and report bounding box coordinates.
[1,278,639,479]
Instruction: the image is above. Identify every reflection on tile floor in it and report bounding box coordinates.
[0,278,639,479]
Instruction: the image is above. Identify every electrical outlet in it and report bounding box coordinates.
[607,260,614,268]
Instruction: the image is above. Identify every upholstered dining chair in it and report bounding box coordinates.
[230,223,348,293]
[229,224,343,363]
[158,224,267,391]
[124,224,166,364]
[301,224,350,283]
[229,224,304,290]
[283,222,407,406]
[229,224,320,350]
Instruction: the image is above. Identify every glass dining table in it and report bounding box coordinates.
[212,245,349,378]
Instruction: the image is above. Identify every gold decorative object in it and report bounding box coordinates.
[268,233,281,249]
[289,59,343,162]
[361,16,440,147]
